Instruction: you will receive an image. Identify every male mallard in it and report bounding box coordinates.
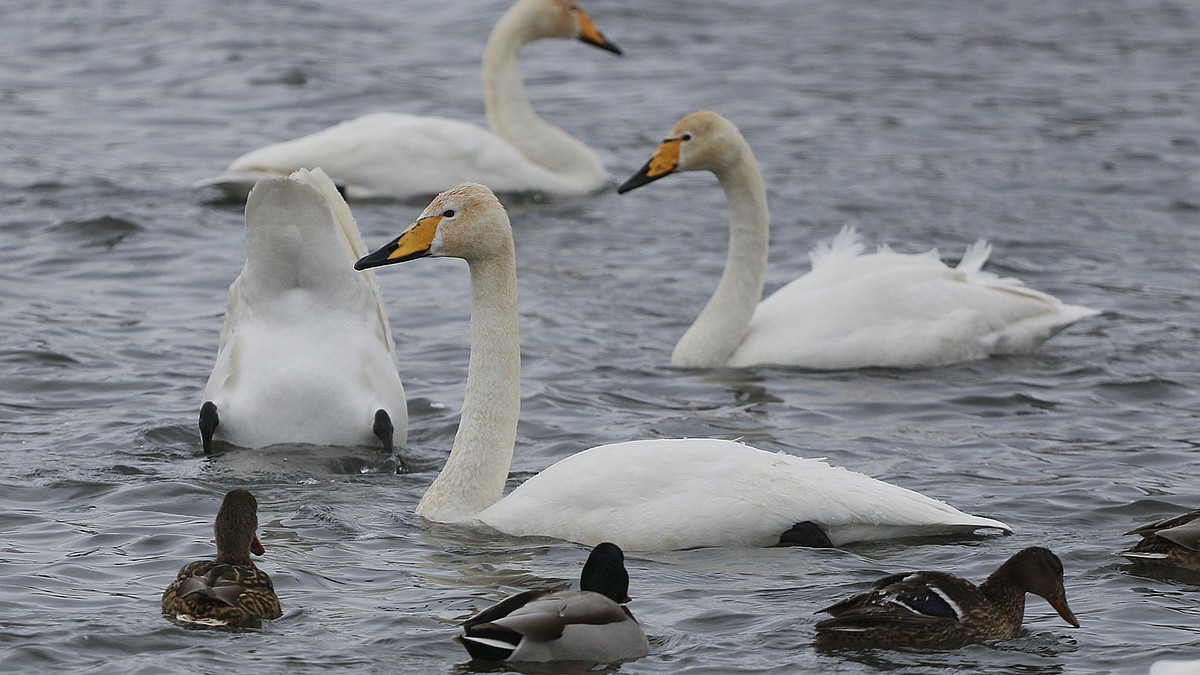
[1122,508,1200,570]
[458,542,649,662]
[161,489,282,627]
[815,547,1079,646]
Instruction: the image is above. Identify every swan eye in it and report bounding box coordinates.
[442,209,456,218]
[681,133,692,141]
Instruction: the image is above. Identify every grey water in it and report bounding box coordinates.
[1,0,1198,672]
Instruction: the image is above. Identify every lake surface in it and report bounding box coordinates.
[2,0,1199,672]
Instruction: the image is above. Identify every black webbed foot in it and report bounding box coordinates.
[778,521,834,547]
[199,401,219,454]
[373,409,405,471]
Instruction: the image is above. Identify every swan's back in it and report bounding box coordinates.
[729,227,1099,369]
[202,168,407,449]
[221,113,585,200]
[480,438,1008,550]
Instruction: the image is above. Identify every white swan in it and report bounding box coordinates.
[353,182,1010,551]
[200,168,407,456]
[197,0,621,201]
[617,110,1099,369]
[458,542,649,662]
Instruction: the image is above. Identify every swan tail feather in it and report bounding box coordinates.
[809,225,865,269]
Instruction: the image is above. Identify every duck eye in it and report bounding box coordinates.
[442,209,456,218]
[680,133,692,141]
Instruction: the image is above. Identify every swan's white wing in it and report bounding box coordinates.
[201,169,407,448]
[480,438,1008,551]
[728,227,1098,369]
[201,113,573,200]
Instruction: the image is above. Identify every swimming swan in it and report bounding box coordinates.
[458,542,649,662]
[353,182,1010,551]
[198,0,621,201]
[617,110,1099,369]
[200,168,407,456]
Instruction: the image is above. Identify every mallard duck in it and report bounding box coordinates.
[616,110,1098,369]
[352,183,1010,551]
[458,542,649,662]
[815,547,1079,646]
[161,489,283,628]
[1121,509,1200,570]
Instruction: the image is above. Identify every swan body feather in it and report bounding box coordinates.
[480,438,1009,550]
[202,167,407,450]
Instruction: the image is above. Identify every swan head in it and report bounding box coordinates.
[506,0,622,54]
[354,183,511,269]
[617,110,746,193]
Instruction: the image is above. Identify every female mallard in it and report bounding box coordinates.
[161,489,283,628]
[1121,508,1200,570]
[458,542,649,662]
[815,547,1079,646]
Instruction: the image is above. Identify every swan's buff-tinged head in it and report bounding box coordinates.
[617,110,745,193]
[355,184,510,270]
[511,0,621,54]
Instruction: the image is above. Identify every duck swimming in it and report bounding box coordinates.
[161,489,282,628]
[1121,508,1200,571]
[458,542,649,662]
[815,546,1079,646]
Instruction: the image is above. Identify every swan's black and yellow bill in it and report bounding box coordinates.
[577,9,622,55]
[354,214,443,270]
[617,137,682,193]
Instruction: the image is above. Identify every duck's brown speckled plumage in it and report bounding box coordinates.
[1122,509,1200,571]
[161,489,282,627]
[815,547,1079,646]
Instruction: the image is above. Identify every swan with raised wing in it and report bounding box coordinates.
[352,182,1011,551]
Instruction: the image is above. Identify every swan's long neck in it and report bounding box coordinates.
[416,250,522,523]
[672,143,770,368]
[481,5,606,189]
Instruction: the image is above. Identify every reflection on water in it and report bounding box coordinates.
[1,0,1199,672]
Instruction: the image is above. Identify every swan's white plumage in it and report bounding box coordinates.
[619,110,1098,370]
[202,168,406,449]
[198,0,615,200]
[729,225,1100,369]
[480,438,1009,550]
[356,183,1009,552]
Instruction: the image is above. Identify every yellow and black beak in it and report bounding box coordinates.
[577,8,622,55]
[617,137,682,194]
[354,214,443,270]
